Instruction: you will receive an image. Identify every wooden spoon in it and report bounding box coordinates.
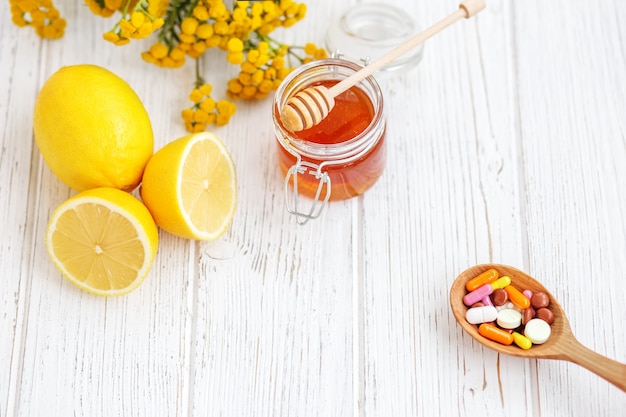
[450,264,626,392]
[279,0,486,132]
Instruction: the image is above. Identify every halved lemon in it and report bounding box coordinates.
[46,187,159,296]
[140,132,237,240]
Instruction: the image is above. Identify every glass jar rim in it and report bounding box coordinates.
[273,58,385,163]
[325,3,423,74]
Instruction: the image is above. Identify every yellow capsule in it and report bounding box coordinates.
[512,332,532,350]
[491,276,511,290]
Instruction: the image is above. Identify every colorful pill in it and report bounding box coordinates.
[463,283,494,306]
[478,323,514,345]
[522,307,535,325]
[497,308,522,329]
[481,295,493,306]
[523,289,533,299]
[491,276,511,290]
[466,268,499,292]
[463,276,511,306]
[524,318,551,344]
[530,292,550,309]
[466,306,498,324]
[491,288,508,306]
[535,307,554,325]
[504,285,531,309]
[512,332,532,350]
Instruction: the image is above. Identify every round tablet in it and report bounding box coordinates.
[524,318,551,344]
[496,308,522,329]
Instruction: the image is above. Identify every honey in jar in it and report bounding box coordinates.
[272,58,386,223]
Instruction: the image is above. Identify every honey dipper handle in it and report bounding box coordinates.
[561,336,626,392]
[329,0,486,97]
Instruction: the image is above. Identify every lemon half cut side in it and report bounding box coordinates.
[140,132,237,241]
[46,187,159,296]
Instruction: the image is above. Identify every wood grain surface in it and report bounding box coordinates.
[1,1,624,416]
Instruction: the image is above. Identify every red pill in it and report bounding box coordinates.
[531,292,550,309]
[491,288,508,306]
[522,307,535,325]
[535,307,554,325]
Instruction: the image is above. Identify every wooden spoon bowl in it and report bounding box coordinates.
[450,264,626,391]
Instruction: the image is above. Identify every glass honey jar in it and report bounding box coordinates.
[272,58,386,224]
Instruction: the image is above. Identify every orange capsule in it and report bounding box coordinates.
[478,323,514,345]
[504,285,531,309]
[466,268,499,292]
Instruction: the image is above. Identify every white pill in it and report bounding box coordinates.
[496,302,516,312]
[497,308,522,329]
[524,318,551,344]
[465,306,498,324]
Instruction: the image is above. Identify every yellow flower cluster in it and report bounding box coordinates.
[84,0,122,17]
[227,40,327,100]
[141,0,309,67]
[9,0,66,39]
[10,0,327,131]
[181,83,237,132]
[102,0,167,46]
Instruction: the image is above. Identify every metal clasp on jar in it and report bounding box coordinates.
[284,156,331,226]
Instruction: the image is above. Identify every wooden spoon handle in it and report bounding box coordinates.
[328,0,486,97]
[561,336,626,392]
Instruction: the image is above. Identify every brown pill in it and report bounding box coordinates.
[471,302,485,308]
[531,292,550,309]
[492,288,509,306]
[535,307,554,325]
[522,307,535,325]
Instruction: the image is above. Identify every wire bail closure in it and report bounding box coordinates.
[284,156,331,225]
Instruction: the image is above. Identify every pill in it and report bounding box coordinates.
[470,302,485,308]
[524,318,551,344]
[497,308,522,329]
[491,288,508,306]
[522,307,535,325]
[523,289,533,299]
[466,268,499,292]
[535,307,554,325]
[465,306,499,324]
[504,285,531,309]
[478,323,514,345]
[531,292,550,309]
[496,301,515,312]
[463,284,493,306]
[463,276,511,306]
[491,276,511,290]
[481,296,493,306]
[512,332,532,350]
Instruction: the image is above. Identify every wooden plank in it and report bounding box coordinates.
[358,0,533,415]
[7,3,194,416]
[0,10,45,417]
[188,2,356,416]
[513,0,626,414]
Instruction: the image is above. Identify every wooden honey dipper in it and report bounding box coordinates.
[280,0,486,132]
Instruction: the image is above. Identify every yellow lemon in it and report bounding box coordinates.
[46,187,158,296]
[33,64,153,192]
[140,132,237,240]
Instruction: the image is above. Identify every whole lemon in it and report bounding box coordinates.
[33,64,153,192]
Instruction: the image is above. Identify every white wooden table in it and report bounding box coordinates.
[1,1,625,416]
